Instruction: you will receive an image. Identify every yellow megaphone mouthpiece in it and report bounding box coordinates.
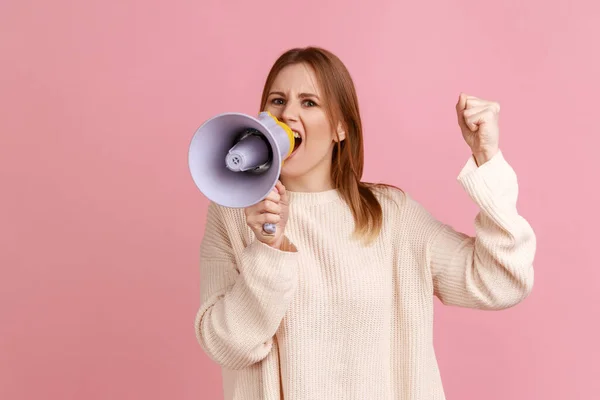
[263,111,295,163]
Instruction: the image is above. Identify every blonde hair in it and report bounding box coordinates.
[259,47,401,244]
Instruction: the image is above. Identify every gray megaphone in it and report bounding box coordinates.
[188,111,296,235]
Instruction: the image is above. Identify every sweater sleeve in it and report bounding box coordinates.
[194,202,300,370]
[426,150,536,310]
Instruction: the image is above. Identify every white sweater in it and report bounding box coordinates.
[194,150,536,399]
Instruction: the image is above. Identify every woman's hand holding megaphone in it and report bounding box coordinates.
[244,180,290,250]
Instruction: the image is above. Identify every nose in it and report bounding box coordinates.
[280,100,299,124]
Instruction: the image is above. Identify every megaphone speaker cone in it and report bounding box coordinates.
[188,112,295,211]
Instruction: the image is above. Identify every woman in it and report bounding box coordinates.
[194,46,536,399]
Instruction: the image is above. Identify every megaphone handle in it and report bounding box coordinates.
[262,223,276,235]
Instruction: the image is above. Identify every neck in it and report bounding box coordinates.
[281,175,334,193]
[281,165,334,193]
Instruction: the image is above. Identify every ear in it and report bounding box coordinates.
[334,121,346,142]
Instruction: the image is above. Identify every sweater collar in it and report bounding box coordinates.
[287,188,341,206]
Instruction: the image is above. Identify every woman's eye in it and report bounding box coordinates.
[303,100,316,107]
[272,98,285,105]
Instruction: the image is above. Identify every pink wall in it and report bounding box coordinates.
[1,1,598,399]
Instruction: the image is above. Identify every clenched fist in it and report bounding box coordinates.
[244,180,290,250]
[456,93,501,166]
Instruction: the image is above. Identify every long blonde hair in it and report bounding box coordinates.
[259,47,400,244]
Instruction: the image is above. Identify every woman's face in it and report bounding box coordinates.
[263,63,345,189]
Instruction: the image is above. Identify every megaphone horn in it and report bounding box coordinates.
[188,111,295,235]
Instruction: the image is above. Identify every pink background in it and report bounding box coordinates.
[1,0,598,399]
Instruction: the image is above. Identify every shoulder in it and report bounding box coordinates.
[206,200,245,220]
[363,182,400,200]
[367,182,443,233]
[366,183,411,214]
[204,201,249,240]
[200,201,257,259]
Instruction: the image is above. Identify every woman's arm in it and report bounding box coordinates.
[194,202,299,370]
[423,150,536,310]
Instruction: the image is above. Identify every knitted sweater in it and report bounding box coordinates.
[194,150,536,400]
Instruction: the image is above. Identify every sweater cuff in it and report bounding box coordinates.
[456,149,519,209]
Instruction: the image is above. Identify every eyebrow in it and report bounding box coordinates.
[268,91,320,99]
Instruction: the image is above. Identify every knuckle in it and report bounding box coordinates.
[264,199,275,208]
[266,201,280,213]
[268,190,280,201]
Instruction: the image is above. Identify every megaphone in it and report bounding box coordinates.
[188,111,295,234]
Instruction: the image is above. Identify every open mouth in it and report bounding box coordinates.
[292,130,303,153]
